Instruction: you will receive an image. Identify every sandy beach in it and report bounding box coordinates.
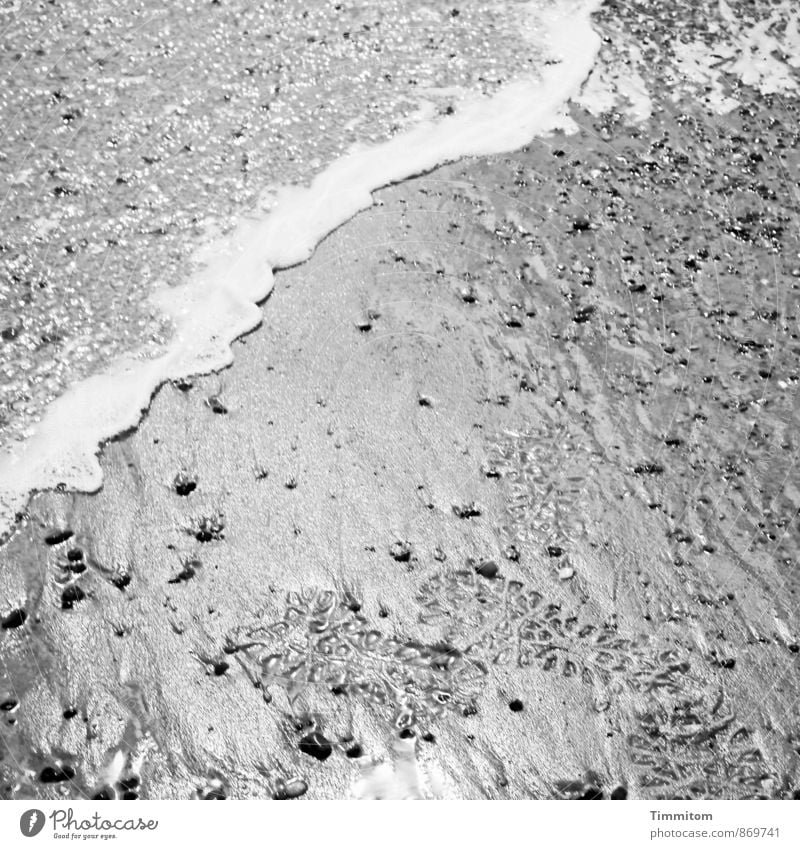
[2,1,800,802]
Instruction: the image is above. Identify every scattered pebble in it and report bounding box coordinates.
[474,559,499,579]
[174,473,197,496]
[452,502,482,518]
[39,765,75,783]
[299,731,332,762]
[44,529,74,546]
[205,395,228,415]
[388,540,412,562]
[273,777,309,800]
[61,585,86,610]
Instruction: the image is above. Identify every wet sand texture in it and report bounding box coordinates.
[2,3,800,801]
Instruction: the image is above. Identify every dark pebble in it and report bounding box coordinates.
[1,608,27,630]
[452,502,481,518]
[475,560,499,579]
[112,574,131,590]
[283,778,308,799]
[399,728,415,739]
[40,765,76,783]
[168,563,197,584]
[117,776,140,791]
[92,786,115,800]
[610,786,628,800]
[62,707,78,720]
[44,529,74,546]
[388,540,412,562]
[1,699,19,712]
[581,786,604,800]
[299,731,332,762]
[207,396,228,414]
[61,585,86,610]
[546,545,564,558]
[572,305,595,324]
[202,789,226,800]
[345,744,363,759]
[633,463,664,475]
[509,699,524,712]
[66,548,83,562]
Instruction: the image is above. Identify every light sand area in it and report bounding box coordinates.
[1,95,800,799]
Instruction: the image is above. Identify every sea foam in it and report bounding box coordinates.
[0,0,602,539]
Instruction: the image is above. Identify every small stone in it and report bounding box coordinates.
[299,731,332,762]
[388,540,412,562]
[61,585,86,610]
[206,395,228,414]
[558,566,575,580]
[284,778,309,799]
[475,560,499,579]
[452,502,481,519]
[509,699,524,712]
[92,785,115,800]
[39,765,75,783]
[1,608,27,630]
[44,529,73,546]
[174,473,197,496]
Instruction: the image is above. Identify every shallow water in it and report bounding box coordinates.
[0,0,544,454]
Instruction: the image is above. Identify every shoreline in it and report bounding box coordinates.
[2,86,799,797]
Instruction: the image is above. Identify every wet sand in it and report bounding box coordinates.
[2,33,800,798]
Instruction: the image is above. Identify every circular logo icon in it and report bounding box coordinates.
[20,810,45,837]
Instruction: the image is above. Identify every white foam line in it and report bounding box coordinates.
[0,0,603,538]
